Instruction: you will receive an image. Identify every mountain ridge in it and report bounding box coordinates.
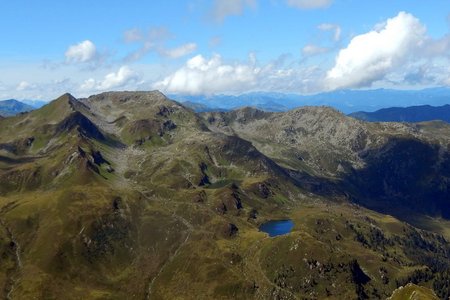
[0,99,35,117]
[0,91,449,299]
[349,104,450,123]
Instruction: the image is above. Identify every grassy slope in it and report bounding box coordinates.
[0,92,449,299]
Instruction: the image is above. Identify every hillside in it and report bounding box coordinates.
[0,91,449,299]
[203,107,450,220]
[349,104,450,123]
[0,99,35,117]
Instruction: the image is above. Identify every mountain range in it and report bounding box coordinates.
[172,87,450,114]
[0,99,35,117]
[0,99,47,117]
[349,104,450,123]
[3,87,450,117]
[0,91,449,299]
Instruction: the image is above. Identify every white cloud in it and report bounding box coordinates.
[161,43,197,59]
[154,54,258,94]
[65,40,97,63]
[98,66,139,90]
[326,12,426,90]
[153,54,323,95]
[211,0,256,23]
[424,34,450,56]
[81,66,140,92]
[80,78,96,91]
[16,81,33,91]
[287,0,332,9]
[318,23,341,41]
[302,44,329,57]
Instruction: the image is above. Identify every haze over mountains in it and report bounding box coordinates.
[0,100,35,117]
[0,99,47,117]
[4,86,450,118]
[0,91,449,299]
[172,87,450,114]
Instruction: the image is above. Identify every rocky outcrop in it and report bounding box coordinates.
[57,111,105,140]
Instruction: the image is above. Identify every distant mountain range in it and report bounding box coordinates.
[349,104,450,123]
[21,99,48,108]
[3,87,450,119]
[180,101,226,113]
[0,99,47,117]
[172,87,450,114]
[0,99,35,116]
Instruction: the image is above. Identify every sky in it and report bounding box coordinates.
[0,0,450,100]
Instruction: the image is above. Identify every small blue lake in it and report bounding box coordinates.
[259,220,294,237]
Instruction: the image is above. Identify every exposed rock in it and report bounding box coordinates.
[56,111,105,140]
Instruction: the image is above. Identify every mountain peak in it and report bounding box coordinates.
[0,99,34,117]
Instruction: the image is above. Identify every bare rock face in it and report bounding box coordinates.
[57,111,105,140]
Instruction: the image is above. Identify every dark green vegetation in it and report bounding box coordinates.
[0,100,34,117]
[0,91,449,299]
[350,104,450,123]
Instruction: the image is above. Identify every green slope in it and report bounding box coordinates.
[0,91,449,299]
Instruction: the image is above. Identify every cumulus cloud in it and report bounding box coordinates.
[318,23,341,41]
[80,78,96,91]
[65,40,97,63]
[153,54,324,95]
[287,0,332,9]
[326,12,426,90]
[424,34,450,57]
[403,66,435,85]
[80,66,140,92]
[97,66,139,90]
[211,0,256,23]
[154,54,258,94]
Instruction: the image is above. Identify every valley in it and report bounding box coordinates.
[0,91,448,299]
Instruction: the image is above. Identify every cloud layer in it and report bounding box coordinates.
[153,54,323,95]
[65,40,97,63]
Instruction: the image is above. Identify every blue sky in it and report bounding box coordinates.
[1,0,449,100]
